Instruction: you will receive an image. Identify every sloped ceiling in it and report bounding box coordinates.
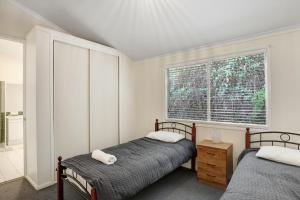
[14,0,300,60]
[0,0,64,39]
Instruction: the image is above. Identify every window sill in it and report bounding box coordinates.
[165,118,268,131]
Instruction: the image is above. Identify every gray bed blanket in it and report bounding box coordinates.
[220,149,300,200]
[62,137,196,200]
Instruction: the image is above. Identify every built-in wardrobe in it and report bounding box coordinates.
[25,27,121,189]
[54,41,119,161]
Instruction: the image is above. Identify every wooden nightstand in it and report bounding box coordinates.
[197,140,233,190]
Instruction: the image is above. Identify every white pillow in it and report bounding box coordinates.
[146,131,184,143]
[256,146,300,167]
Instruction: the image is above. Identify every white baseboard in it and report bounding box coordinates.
[25,175,38,189]
[36,181,55,190]
[25,175,55,190]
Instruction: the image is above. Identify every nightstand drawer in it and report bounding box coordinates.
[198,147,226,164]
[198,170,227,185]
[198,162,226,176]
[198,156,226,167]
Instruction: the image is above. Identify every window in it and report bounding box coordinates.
[168,64,208,120]
[166,51,267,126]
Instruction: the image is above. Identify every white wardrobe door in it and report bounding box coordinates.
[90,50,119,151]
[54,41,90,160]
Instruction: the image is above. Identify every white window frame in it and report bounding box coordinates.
[164,48,271,129]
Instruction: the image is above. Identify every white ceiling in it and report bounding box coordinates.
[14,0,300,60]
[0,0,63,39]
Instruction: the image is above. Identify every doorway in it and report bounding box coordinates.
[0,38,24,183]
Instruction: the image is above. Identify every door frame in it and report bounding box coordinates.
[0,34,27,179]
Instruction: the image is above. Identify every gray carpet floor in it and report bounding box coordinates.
[0,167,224,200]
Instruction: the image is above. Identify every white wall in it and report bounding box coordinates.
[0,56,23,84]
[5,84,23,112]
[132,29,300,168]
[0,38,23,84]
[119,54,138,143]
[25,29,38,186]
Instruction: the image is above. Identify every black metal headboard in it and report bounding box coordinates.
[155,119,196,138]
[155,119,197,171]
[245,128,300,150]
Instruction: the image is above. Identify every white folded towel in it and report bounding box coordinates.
[91,149,117,165]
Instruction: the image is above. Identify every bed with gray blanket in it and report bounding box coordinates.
[62,138,196,200]
[220,148,300,200]
[57,120,197,200]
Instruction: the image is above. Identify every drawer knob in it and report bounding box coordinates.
[206,163,216,167]
[207,174,216,178]
[206,152,216,156]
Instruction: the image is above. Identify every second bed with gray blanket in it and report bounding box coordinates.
[62,137,196,200]
[220,149,300,200]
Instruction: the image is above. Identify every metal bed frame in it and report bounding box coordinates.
[245,127,300,149]
[155,119,196,170]
[57,119,196,200]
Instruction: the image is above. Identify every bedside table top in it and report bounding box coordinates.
[198,140,232,150]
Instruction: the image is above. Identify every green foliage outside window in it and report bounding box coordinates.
[167,52,266,125]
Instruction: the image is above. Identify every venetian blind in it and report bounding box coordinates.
[166,52,267,125]
[167,64,208,120]
[210,53,266,125]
